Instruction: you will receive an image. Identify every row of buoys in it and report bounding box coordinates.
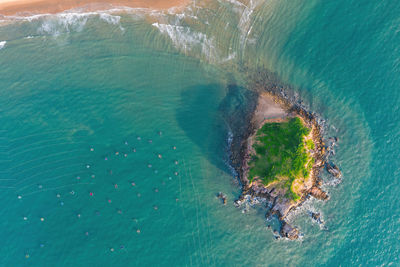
[18,167,176,199]
[21,135,178,259]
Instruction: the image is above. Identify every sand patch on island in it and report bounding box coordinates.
[252,92,288,128]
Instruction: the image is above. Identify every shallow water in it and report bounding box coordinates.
[0,0,399,265]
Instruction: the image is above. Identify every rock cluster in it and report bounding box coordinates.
[229,83,341,240]
[217,192,227,205]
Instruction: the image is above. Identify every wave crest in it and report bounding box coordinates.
[0,41,6,49]
[152,22,220,62]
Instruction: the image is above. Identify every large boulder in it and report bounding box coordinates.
[280,222,299,240]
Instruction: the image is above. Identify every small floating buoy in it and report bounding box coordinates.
[115,152,119,156]
[174,160,179,165]
[86,164,90,169]
[124,154,127,157]
[158,154,162,159]
[77,214,81,218]
[25,253,30,259]
[110,248,115,252]
[174,172,179,176]
[40,217,45,222]
[173,146,176,150]
[70,190,75,195]
[136,229,141,234]
[104,157,108,161]
[137,136,141,140]
[17,195,22,199]
[23,216,28,221]
[89,192,93,196]
[108,199,112,203]
[124,141,128,145]
[131,182,136,186]
[153,205,158,210]
[148,164,152,168]
[114,184,118,189]
[56,193,61,198]
[90,148,94,152]
[38,184,43,189]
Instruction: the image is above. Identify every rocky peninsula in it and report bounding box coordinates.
[230,85,341,240]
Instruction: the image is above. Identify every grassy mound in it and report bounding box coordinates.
[248,117,315,200]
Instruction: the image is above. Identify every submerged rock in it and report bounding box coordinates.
[280,222,299,240]
[217,192,227,205]
[310,186,329,200]
[309,211,324,225]
[326,162,342,178]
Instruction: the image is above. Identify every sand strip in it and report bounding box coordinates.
[0,0,190,16]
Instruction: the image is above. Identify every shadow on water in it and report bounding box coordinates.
[176,84,258,176]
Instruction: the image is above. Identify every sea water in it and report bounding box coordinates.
[0,0,399,266]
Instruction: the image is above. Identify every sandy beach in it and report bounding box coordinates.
[0,0,190,16]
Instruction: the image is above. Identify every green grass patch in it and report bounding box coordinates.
[248,117,314,200]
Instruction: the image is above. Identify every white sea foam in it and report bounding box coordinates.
[221,0,247,8]
[221,52,236,63]
[1,10,125,36]
[238,0,259,49]
[38,13,89,35]
[0,41,6,50]
[152,22,219,62]
[216,0,259,51]
[99,13,120,24]
[99,13,124,31]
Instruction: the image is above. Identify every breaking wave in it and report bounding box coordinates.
[37,12,125,36]
[152,22,219,62]
[0,41,6,49]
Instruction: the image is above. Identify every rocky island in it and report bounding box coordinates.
[231,88,341,240]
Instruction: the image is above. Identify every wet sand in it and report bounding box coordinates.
[0,0,190,16]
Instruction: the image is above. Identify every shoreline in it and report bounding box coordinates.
[0,0,190,16]
[230,85,341,240]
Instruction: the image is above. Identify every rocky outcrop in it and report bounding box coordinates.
[326,162,342,178]
[310,186,329,200]
[229,80,341,240]
[280,221,300,240]
[310,212,324,225]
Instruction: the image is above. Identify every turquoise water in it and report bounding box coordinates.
[0,0,399,265]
